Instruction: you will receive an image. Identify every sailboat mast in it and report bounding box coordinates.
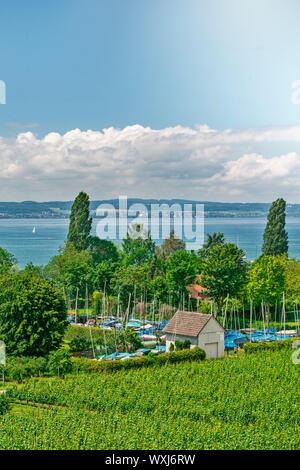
[74,287,79,324]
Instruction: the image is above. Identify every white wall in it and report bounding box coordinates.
[166,333,198,353]
[165,317,225,359]
[198,318,224,358]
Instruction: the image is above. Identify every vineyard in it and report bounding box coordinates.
[0,349,299,450]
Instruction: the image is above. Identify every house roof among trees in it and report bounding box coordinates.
[163,311,224,337]
[187,275,210,300]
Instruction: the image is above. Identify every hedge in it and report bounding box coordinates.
[244,338,298,354]
[0,394,10,415]
[71,347,206,374]
[4,356,48,382]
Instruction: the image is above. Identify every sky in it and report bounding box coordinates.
[1,0,300,202]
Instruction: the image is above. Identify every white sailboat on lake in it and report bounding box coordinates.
[32,226,36,234]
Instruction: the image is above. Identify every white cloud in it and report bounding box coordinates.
[1,124,300,202]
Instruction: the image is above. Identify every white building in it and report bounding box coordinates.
[163,311,225,359]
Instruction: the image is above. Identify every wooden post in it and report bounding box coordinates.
[223,294,229,329]
[2,365,4,393]
[75,287,79,324]
[283,292,286,334]
[250,299,253,342]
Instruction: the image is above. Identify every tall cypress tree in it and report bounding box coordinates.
[262,198,288,256]
[67,192,92,251]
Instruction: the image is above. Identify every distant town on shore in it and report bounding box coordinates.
[0,199,299,219]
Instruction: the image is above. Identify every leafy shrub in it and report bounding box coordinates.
[48,349,72,377]
[64,325,141,353]
[244,338,297,354]
[5,356,48,382]
[71,346,206,374]
[175,340,191,351]
[0,394,10,415]
[68,337,91,353]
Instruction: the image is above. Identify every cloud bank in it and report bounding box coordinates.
[0,124,300,202]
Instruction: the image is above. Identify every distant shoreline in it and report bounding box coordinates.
[0,199,299,219]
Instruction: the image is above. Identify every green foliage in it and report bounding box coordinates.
[122,225,156,266]
[64,325,140,354]
[0,271,67,356]
[64,325,115,352]
[244,338,297,354]
[88,236,119,264]
[166,250,202,304]
[159,230,186,258]
[111,264,150,308]
[247,255,286,307]
[201,243,247,310]
[199,232,225,258]
[0,246,17,273]
[4,356,48,382]
[71,346,205,374]
[121,328,142,350]
[175,340,191,351]
[262,198,288,256]
[68,336,90,353]
[150,275,169,303]
[0,394,10,415]
[48,349,72,377]
[285,258,300,305]
[2,350,298,449]
[46,243,94,298]
[67,192,92,251]
[92,260,119,295]
[198,300,213,314]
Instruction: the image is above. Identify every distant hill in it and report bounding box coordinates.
[0,199,299,218]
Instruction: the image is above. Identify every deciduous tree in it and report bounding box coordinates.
[201,243,247,311]
[0,272,67,356]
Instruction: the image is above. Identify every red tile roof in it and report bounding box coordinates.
[163,311,219,337]
[187,275,210,300]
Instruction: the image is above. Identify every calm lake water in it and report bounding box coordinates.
[0,217,299,268]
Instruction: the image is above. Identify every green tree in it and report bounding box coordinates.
[201,243,247,311]
[0,272,67,356]
[67,192,92,251]
[262,198,288,256]
[111,265,150,309]
[150,275,169,303]
[88,236,119,264]
[166,250,202,305]
[160,230,186,258]
[285,258,300,305]
[45,243,94,298]
[48,348,72,377]
[0,246,17,274]
[122,224,156,266]
[198,232,225,258]
[247,255,286,308]
[93,260,119,295]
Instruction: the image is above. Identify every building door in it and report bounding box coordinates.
[204,342,218,359]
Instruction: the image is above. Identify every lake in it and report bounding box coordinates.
[0,217,299,268]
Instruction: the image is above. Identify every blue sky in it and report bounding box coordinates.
[1,0,300,201]
[1,0,300,135]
